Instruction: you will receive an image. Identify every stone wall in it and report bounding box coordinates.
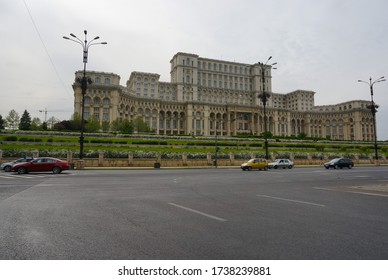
[1,149,386,168]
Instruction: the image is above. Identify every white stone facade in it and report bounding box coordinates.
[72,52,374,141]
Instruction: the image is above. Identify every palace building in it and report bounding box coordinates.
[72,52,374,141]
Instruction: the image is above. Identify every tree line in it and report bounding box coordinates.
[0,109,151,134]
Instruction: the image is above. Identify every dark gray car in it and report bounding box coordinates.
[324,158,354,169]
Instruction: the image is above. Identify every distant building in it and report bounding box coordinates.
[72,52,374,141]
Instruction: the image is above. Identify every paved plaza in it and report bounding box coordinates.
[1,167,388,259]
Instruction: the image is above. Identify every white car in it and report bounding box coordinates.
[268,159,294,169]
[1,157,34,172]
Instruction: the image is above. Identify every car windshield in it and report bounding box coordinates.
[248,159,255,163]
[329,158,340,163]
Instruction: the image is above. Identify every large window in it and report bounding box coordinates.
[103,108,109,121]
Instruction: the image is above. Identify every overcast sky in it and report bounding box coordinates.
[1,0,387,139]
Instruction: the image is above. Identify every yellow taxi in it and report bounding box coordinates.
[241,158,268,171]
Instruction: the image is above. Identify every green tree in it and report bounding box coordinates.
[85,116,101,132]
[298,132,307,139]
[19,110,32,130]
[110,119,133,134]
[30,117,42,130]
[42,122,48,130]
[110,119,121,132]
[261,131,273,139]
[101,121,110,132]
[120,119,134,134]
[132,116,150,133]
[0,114,4,130]
[5,109,20,130]
[71,113,82,131]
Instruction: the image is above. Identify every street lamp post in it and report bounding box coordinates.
[358,76,385,161]
[258,57,277,160]
[63,30,107,159]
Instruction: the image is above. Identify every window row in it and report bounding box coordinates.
[136,76,157,83]
[198,61,251,75]
[94,77,111,85]
[84,97,110,105]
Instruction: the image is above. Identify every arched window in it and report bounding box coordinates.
[104,78,110,85]
[95,77,101,84]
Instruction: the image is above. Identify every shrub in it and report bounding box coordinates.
[4,136,18,141]
[104,150,128,158]
[161,152,181,159]
[133,150,158,158]
[132,140,167,145]
[187,153,207,159]
[293,153,308,159]
[213,152,229,159]
[39,149,68,158]
[273,152,291,159]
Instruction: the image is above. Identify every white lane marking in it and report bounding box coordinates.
[256,194,326,207]
[351,191,388,197]
[0,175,47,179]
[168,202,227,222]
[314,187,388,198]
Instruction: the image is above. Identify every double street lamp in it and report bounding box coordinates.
[63,30,107,159]
[258,56,277,160]
[358,76,385,161]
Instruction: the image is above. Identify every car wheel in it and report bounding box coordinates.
[4,166,12,172]
[247,166,252,171]
[274,165,278,169]
[52,166,62,174]
[325,166,329,169]
[334,165,338,169]
[348,165,353,169]
[288,165,292,169]
[17,167,27,174]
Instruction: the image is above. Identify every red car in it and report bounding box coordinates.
[11,157,69,174]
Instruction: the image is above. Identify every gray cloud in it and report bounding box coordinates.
[1,0,387,139]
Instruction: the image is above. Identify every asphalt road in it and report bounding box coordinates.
[1,166,388,260]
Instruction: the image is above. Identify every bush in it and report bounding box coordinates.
[187,153,207,159]
[19,137,35,142]
[161,152,181,159]
[132,140,168,145]
[90,139,113,144]
[133,150,158,158]
[4,136,18,141]
[104,150,128,158]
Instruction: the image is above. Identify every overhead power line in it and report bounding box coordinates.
[22,0,71,96]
